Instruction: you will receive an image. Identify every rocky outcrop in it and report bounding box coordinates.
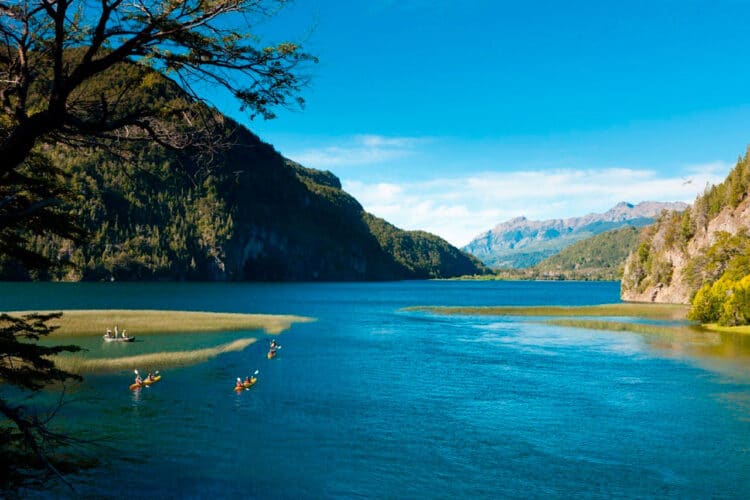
[622,195,750,303]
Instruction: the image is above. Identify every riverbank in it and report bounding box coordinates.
[7,309,314,337]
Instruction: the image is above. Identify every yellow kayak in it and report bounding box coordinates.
[143,375,161,386]
[130,375,161,390]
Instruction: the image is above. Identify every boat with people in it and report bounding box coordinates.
[104,334,135,342]
[129,370,160,390]
[104,325,134,342]
[235,370,259,391]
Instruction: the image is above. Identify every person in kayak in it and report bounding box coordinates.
[270,339,279,349]
[134,371,142,386]
[146,372,154,382]
[235,377,243,390]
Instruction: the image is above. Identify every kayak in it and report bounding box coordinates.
[143,375,161,386]
[129,375,161,390]
[235,377,258,392]
[267,350,276,360]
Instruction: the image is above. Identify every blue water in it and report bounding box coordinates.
[4,281,750,498]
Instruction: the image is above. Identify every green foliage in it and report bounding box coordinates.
[364,214,489,279]
[688,275,750,326]
[532,226,642,280]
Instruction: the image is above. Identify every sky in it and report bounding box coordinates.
[213,1,750,247]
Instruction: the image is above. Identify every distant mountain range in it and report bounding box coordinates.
[463,201,688,269]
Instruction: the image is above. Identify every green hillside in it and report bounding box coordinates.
[532,226,643,280]
[0,65,486,282]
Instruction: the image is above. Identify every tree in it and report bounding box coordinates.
[0,0,315,170]
[0,0,315,260]
[0,0,313,488]
[0,312,83,488]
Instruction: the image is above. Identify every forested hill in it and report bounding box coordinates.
[532,225,643,281]
[621,147,750,325]
[0,66,486,281]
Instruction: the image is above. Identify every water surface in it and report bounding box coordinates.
[3,281,750,498]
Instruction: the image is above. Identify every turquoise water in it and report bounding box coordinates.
[4,281,750,498]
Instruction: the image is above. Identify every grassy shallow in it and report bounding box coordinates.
[704,323,750,335]
[54,338,257,374]
[2,309,313,374]
[405,303,689,320]
[8,309,314,337]
[542,318,690,336]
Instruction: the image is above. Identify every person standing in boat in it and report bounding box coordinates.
[114,325,119,338]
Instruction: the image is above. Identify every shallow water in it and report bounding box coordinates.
[3,281,750,498]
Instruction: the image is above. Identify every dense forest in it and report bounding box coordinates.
[0,66,486,282]
[531,226,643,281]
[621,148,750,325]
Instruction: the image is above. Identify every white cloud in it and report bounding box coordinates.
[287,134,428,169]
[343,163,730,247]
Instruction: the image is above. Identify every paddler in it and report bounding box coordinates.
[235,377,243,390]
[134,370,142,386]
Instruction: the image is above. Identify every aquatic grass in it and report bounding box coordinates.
[541,318,689,336]
[6,310,314,337]
[53,338,257,374]
[405,303,689,320]
[703,323,750,335]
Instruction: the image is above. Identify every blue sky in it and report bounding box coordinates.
[214,1,750,246]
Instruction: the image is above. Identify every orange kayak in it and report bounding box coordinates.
[129,375,161,390]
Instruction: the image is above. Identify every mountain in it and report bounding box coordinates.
[0,68,486,282]
[463,201,688,269]
[622,148,750,312]
[532,225,643,281]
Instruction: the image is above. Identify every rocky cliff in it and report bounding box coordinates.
[621,148,750,303]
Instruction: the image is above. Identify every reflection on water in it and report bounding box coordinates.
[641,326,750,380]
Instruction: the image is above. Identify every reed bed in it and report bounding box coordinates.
[54,338,257,374]
[703,323,750,335]
[541,318,688,336]
[405,303,689,320]
[6,309,314,337]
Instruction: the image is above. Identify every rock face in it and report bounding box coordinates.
[621,196,750,303]
[463,201,688,268]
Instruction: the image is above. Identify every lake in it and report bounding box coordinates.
[4,280,750,498]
